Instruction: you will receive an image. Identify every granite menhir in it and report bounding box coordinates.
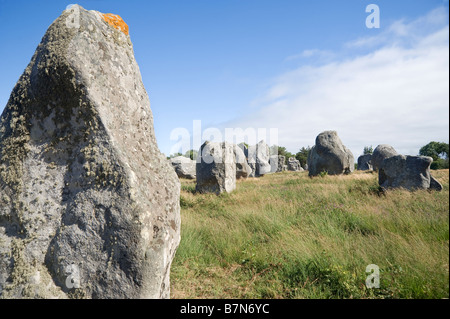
[0,5,180,299]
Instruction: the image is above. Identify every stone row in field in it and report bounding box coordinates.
[186,130,443,194]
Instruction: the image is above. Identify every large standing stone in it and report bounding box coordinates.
[357,154,373,171]
[237,143,257,177]
[237,143,248,158]
[257,141,272,175]
[0,5,180,299]
[248,140,271,177]
[307,131,355,176]
[170,156,196,179]
[234,144,251,179]
[196,141,236,194]
[371,144,398,171]
[269,155,285,173]
[248,163,257,177]
[287,157,303,172]
[379,155,442,191]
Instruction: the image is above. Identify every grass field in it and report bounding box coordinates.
[170,169,449,299]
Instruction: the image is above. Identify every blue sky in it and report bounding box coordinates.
[0,0,448,158]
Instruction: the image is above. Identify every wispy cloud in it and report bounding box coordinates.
[346,7,449,49]
[285,49,334,62]
[223,7,449,158]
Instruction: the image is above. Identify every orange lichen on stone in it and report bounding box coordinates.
[102,13,129,35]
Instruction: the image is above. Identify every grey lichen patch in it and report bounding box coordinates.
[0,100,31,194]
[68,288,87,299]
[0,145,28,232]
[5,239,33,290]
[0,238,65,299]
[1,194,10,205]
[80,142,124,188]
[110,27,126,47]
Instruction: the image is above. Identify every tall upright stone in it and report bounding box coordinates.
[196,141,236,194]
[357,154,373,171]
[0,5,180,298]
[234,144,251,179]
[307,131,355,176]
[270,155,285,173]
[248,140,271,177]
[287,157,303,172]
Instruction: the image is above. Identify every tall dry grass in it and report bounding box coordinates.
[171,170,449,299]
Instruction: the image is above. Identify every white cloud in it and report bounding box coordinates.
[285,49,334,61]
[222,7,449,159]
[347,7,449,49]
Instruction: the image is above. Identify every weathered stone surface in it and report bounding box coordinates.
[269,155,285,173]
[248,140,271,177]
[234,145,251,179]
[0,5,180,299]
[237,143,248,158]
[269,156,278,173]
[379,155,442,191]
[170,156,196,179]
[371,144,398,171]
[257,141,272,176]
[287,157,303,172]
[357,154,373,171]
[307,131,354,176]
[196,141,236,194]
[430,176,443,191]
[247,146,257,177]
[303,163,309,171]
[248,162,257,178]
[237,143,256,177]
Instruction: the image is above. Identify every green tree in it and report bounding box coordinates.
[419,141,449,169]
[295,146,311,167]
[184,149,198,160]
[270,145,293,164]
[363,145,373,155]
[241,142,249,148]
